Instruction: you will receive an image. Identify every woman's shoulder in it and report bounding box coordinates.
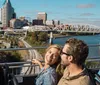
[46,67,56,74]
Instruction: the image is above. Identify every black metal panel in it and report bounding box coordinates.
[18,75,37,85]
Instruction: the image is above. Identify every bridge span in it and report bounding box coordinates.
[0,24,100,34]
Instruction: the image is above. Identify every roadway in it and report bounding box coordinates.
[20,37,43,75]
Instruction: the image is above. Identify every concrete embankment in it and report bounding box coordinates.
[53,34,72,39]
[53,35,70,39]
[53,33,97,39]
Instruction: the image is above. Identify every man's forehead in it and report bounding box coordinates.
[63,44,70,50]
[64,44,70,48]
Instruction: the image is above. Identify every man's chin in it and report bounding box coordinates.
[61,61,67,66]
[61,61,64,65]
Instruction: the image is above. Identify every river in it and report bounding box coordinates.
[53,34,100,58]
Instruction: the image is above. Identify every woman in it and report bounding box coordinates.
[32,44,61,85]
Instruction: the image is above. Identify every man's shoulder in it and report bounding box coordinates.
[57,74,91,85]
[57,68,91,85]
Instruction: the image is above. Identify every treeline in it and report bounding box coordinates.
[24,31,49,56]
[25,31,49,46]
[0,51,22,63]
[0,34,22,62]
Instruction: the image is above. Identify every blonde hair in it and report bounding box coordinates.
[46,44,61,55]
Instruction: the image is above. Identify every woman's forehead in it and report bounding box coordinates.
[49,47,59,51]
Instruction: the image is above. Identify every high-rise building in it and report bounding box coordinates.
[0,8,1,22]
[46,20,54,26]
[32,19,43,25]
[37,12,47,25]
[10,19,23,29]
[1,0,16,27]
[54,20,60,26]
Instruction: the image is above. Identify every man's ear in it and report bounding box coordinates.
[68,55,73,62]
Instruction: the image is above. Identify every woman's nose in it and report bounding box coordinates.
[49,53,53,58]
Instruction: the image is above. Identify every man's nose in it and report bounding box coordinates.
[61,55,63,59]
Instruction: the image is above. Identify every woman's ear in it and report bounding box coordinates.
[68,55,73,62]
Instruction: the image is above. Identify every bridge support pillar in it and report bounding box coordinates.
[49,32,53,45]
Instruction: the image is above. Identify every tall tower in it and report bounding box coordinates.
[37,12,47,25]
[1,0,15,27]
[0,8,1,22]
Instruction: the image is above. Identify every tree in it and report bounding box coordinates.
[0,51,22,62]
[38,32,48,42]
[32,32,38,41]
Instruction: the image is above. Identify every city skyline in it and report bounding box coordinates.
[0,0,100,27]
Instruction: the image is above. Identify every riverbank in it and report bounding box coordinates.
[52,33,99,39]
[53,35,70,39]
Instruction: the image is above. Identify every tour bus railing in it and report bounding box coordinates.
[0,58,100,76]
[0,45,100,76]
[0,44,100,51]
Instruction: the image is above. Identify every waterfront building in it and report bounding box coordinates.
[37,12,47,25]
[0,22,3,29]
[46,20,54,28]
[0,8,1,22]
[1,0,16,27]
[32,19,43,25]
[0,9,3,29]
[46,20,54,26]
[54,20,60,26]
[19,17,28,26]
[10,19,23,29]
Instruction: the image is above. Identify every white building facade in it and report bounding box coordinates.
[1,0,15,27]
[37,12,47,25]
[0,8,1,22]
[46,20,54,25]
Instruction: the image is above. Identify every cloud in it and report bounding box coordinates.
[77,4,95,8]
[22,10,42,15]
[59,5,72,9]
[23,10,36,14]
[80,13,94,16]
[61,17,100,27]
[41,4,48,7]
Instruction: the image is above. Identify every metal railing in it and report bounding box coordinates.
[0,45,100,76]
[0,45,100,85]
[0,61,39,76]
[0,58,100,75]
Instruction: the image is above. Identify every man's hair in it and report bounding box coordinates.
[65,38,88,66]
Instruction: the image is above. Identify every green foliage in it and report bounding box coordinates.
[0,31,4,34]
[32,31,38,41]
[85,61,100,68]
[38,32,48,42]
[60,32,67,35]
[24,31,49,55]
[25,31,49,46]
[0,51,22,62]
[0,35,22,62]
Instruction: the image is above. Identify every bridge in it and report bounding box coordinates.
[26,25,100,34]
[0,24,100,34]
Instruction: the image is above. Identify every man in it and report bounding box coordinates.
[58,38,92,85]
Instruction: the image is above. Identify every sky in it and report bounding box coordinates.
[0,0,100,27]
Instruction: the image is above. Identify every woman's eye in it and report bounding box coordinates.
[48,51,51,53]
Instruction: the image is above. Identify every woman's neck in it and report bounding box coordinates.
[44,64,50,70]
